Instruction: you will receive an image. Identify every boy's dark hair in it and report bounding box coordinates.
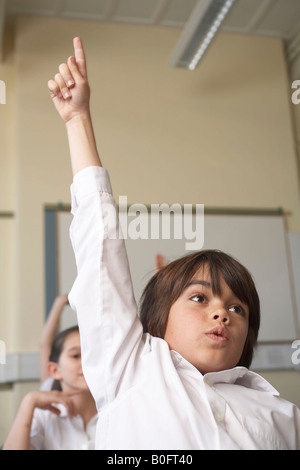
[49,325,79,391]
[139,250,260,369]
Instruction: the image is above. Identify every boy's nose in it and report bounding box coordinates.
[212,308,229,324]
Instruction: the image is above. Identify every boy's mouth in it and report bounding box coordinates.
[206,327,228,344]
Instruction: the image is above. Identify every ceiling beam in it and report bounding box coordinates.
[152,0,171,25]
[103,0,119,21]
[53,0,67,16]
[240,0,274,34]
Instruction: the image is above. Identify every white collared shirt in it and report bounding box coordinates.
[69,166,300,450]
[30,404,97,450]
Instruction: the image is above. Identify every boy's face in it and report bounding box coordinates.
[163,266,249,375]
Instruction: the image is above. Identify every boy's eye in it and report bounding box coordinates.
[229,305,246,316]
[190,294,206,303]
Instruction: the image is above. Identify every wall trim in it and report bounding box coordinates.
[0,344,299,384]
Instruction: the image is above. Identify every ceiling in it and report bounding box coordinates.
[1,0,300,62]
[3,0,300,38]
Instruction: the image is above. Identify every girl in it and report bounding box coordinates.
[46,37,300,450]
[3,326,97,450]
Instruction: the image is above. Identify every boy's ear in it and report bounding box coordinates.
[48,361,62,380]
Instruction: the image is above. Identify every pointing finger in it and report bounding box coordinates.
[73,37,87,79]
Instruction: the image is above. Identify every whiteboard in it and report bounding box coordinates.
[56,210,298,342]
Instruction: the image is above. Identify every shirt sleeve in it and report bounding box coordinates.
[68,166,145,410]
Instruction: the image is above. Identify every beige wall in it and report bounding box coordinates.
[0,15,300,444]
[289,27,300,197]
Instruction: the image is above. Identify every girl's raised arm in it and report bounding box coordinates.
[39,294,69,383]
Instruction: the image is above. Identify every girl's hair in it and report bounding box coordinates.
[49,325,79,391]
[139,249,260,369]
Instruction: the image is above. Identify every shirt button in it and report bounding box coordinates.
[205,378,211,387]
[214,411,224,422]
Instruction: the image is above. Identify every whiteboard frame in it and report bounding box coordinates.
[44,204,300,370]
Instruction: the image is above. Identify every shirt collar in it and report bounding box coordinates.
[170,351,279,395]
[55,403,69,418]
[54,404,98,423]
[204,367,279,395]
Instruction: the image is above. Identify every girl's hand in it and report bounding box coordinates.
[155,254,168,271]
[26,390,80,419]
[3,389,81,449]
[48,37,90,123]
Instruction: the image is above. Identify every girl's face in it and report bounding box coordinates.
[50,331,88,392]
[163,266,249,375]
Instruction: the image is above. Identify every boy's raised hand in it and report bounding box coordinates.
[48,37,90,123]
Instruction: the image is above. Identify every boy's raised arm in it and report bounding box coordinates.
[47,38,143,410]
[48,37,102,174]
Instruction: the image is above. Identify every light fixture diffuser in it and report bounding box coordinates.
[168,0,236,70]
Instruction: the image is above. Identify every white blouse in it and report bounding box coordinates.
[68,166,300,450]
[30,405,97,450]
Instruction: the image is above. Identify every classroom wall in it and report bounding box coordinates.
[0,15,300,444]
[289,26,300,192]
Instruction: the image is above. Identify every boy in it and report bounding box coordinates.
[48,37,300,450]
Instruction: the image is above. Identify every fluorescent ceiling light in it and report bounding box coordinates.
[169,0,236,70]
